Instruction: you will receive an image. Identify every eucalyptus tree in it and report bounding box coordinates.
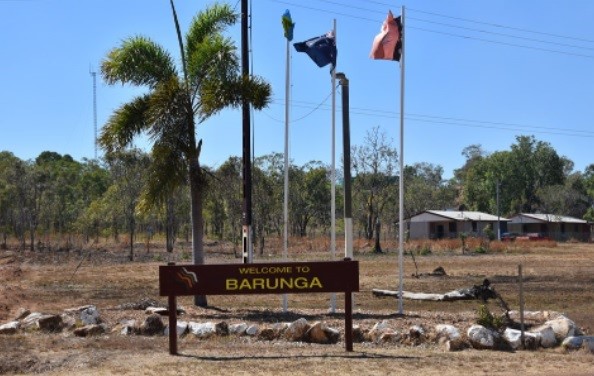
[104,150,151,261]
[351,126,398,252]
[209,157,242,255]
[34,152,85,249]
[99,2,270,306]
[403,162,456,218]
[6,157,34,251]
[460,136,567,216]
[581,164,594,222]
[252,153,284,255]
[290,161,331,237]
[0,152,22,248]
[76,159,110,243]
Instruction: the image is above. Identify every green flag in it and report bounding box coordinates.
[282,10,295,41]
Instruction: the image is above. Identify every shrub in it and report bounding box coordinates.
[476,304,505,330]
[474,246,488,254]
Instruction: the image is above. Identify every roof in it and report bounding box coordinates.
[408,210,508,223]
[509,213,588,224]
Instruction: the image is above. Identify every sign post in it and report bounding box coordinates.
[160,259,359,353]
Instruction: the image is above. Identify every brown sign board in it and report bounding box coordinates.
[159,260,359,296]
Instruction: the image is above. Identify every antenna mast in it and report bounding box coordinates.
[90,69,98,159]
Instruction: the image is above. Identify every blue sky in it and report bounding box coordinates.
[2,0,594,179]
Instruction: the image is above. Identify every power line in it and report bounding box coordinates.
[407,7,594,44]
[267,0,594,59]
[409,26,594,59]
[320,0,594,45]
[408,16,594,52]
[265,97,594,139]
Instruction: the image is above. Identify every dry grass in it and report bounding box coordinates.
[1,238,594,375]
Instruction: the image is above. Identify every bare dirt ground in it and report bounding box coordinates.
[1,239,594,375]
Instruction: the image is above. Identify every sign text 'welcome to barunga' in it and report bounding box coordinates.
[159,260,359,296]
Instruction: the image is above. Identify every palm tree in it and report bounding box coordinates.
[99,1,271,306]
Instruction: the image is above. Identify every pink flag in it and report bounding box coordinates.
[370,11,402,61]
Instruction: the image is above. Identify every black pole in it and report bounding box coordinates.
[241,0,252,263]
[339,75,352,221]
[167,262,177,355]
[336,73,353,258]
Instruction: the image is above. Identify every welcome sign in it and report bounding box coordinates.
[159,259,359,353]
[159,260,359,296]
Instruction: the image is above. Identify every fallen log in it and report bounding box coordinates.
[372,289,476,301]
[373,279,511,318]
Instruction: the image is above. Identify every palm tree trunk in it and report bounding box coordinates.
[189,161,207,307]
[166,197,175,253]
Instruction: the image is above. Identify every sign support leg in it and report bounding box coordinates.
[345,291,353,352]
[168,294,178,355]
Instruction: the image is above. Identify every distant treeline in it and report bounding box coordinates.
[1,132,593,257]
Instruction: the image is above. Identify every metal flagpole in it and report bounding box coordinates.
[282,30,290,313]
[397,6,406,315]
[330,18,337,314]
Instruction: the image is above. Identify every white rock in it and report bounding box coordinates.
[544,316,577,342]
[63,305,95,315]
[378,330,401,343]
[562,336,594,352]
[60,314,77,330]
[409,325,425,338]
[445,338,467,352]
[0,321,20,334]
[561,336,584,350]
[285,318,310,341]
[121,325,134,335]
[20,312,43,329]
[188,322,216,338]
[271,322,290,332]
[368,320,393,342]
[245,324,259,336]
[164,321,188,337]
[503,328,539,350]
[435,324,460,341]
[305,322,340,344]
[119,319,136,326]
[509,310,565,322]
[229,323,248,335]
[372,320,391,332]
[145,307,169,316]
[467,325,498,349]
[530,325,557,348]
[80,305,101,325]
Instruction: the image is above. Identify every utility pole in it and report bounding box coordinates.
[241,0,253,263]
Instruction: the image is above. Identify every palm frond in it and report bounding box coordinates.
[146,78,194,154]
[187,35,239,87]
[199,74,272,118]
[142,141,188,206]
[98,95,151,153]
[101,36,177,88]
[185,3,237,58]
